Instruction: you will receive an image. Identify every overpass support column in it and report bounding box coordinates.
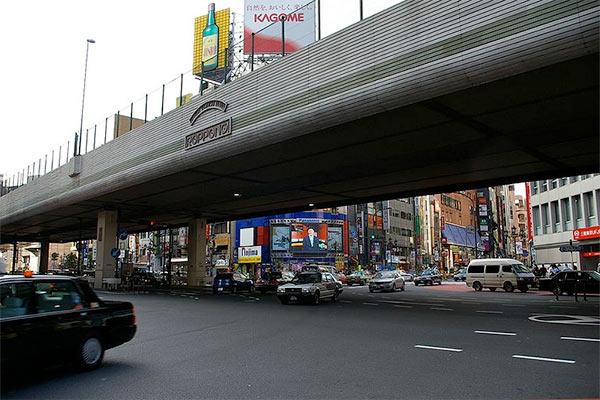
[94,210,118,288]
[39,242,49,274]
[187,218,207,288]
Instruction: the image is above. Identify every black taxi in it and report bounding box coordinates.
[0,273,136,373]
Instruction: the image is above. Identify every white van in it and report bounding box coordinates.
[466,258,536,292]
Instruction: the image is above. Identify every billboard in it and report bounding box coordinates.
[239,246,261,263]
[243,1,315,55]
[272,225,291,251]
[192,5,231,77]
[290,223,327,253]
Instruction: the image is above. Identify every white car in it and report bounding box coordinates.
[277,271,341,305]
[369,271,405,292]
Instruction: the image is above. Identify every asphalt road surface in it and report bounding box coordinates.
[3,282,599,400]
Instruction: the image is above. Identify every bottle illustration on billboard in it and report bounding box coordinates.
[202,3,219,71]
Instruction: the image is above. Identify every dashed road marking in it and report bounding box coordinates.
[415,345,463,352]
[431,307,454,311]
[512,355,575,364]
[363,302,379,306]
[340,300,352,304]
[474,330,516,336]
[393,305,413,309]
[476,310,504,314]
[560,336,600,342]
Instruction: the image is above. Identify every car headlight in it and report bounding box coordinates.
[302,288,310,293]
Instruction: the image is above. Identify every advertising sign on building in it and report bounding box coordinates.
[243,0,315,54]
[238,246,261,263]
[192,5,231,78]
[573,226,600,241]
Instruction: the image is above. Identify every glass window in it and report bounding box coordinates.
[34,281,83,313]
[531,181,538,195]
[570,176,579,183]
[573,195,583,228]
[468,265,484,273]
[560,178,568,186]
[541,204,550,234]
[551,201,560,233]
[584,192,596,227]
[532,206,541,235]
[486,265,500,273]
[561,198,571,231]
[0,283,35,319]
[551,179,558,189]
[502,265,512,273]
[541,180,548,192]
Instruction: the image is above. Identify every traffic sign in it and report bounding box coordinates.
[559,245,582,252]
[110,248,121,258]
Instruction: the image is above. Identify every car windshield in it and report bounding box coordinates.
[419,269,434,275]
[511,264,529,273]
[586,271,600,281]
[292,273,320,284]
[375,271,395,279]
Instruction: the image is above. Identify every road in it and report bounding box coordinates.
[3,282,599,400]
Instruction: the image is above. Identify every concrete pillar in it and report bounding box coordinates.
[94,210,118,288]
[187,218,207,287]
[39,242,49,274]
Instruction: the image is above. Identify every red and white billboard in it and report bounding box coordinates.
[244,1,315,54]
[573,226,600,241]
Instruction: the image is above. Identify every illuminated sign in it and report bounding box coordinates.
[238,246,262,263]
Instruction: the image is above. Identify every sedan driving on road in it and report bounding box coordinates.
[346,271,372,286]
[1,274,136,373]
[538,270,600,295]
[414,268,442,286]
[277,271,341,305]
[369,271,405,292]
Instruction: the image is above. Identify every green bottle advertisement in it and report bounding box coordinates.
[202,3,219,71]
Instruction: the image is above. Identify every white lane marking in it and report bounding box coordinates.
[340,300,352,304]
[474,330,517,336]
[363,302,378,306]
[560,336,600,342]
[415,345,462,352]
[431,307,454,311]
[476,310,504,314]
[512,355,575,364]
[393,305,413,309]
[528,314,600,326]
[381,300,443,306]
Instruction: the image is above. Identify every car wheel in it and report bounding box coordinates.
[400,283,405,291]
[489,287,497,292]
[77,334,104,371]
[332,290,339,302]
[392,283,396,292]
[347,283,352,286]
[313,291,320,305]
[369,289,374,293]
[566,291,574,296]
[503,281,515,293]
[212,289,218,295]
[437,280,442,285]
[473,281,483,291]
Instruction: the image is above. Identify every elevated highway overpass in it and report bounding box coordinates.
[1,0,598,285]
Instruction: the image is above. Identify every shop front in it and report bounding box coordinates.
[441,223,482,273]
[573,226,600,270]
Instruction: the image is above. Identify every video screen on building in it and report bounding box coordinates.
[271,225,291,251]
[290,223,328,253]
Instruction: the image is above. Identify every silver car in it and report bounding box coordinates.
[277,271,340,305]
[369,271,405,292]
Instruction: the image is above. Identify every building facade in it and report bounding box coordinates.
[529,174,600,270]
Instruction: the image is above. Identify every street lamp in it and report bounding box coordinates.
[78,38,95,155]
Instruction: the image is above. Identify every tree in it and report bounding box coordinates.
[63,253,77,271]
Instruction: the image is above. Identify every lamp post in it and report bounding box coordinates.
[78,39,95,155]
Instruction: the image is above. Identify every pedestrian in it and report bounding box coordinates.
[533,265,540,277]
[539,264,547,277]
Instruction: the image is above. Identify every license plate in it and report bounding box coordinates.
[218,287,223,292]
[290,296,297,301]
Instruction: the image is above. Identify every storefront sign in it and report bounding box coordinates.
[582,251,600,257]
[185,118,232,150]
[238,246,261,263]
[573,226,600,241]
[214,233,230,247]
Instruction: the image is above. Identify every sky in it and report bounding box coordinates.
[0,0,524,196]
[0,0,400,180]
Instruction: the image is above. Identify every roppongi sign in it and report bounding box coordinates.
[244,1,315,54]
